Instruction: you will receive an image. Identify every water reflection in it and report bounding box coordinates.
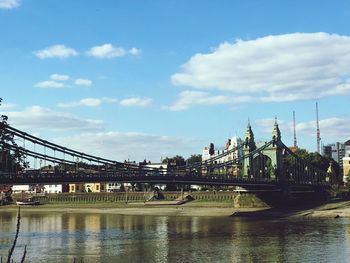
[0,211,349,262]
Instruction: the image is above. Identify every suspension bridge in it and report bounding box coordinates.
[0,121,331,192]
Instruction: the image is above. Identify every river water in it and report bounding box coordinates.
[0,211,349,262]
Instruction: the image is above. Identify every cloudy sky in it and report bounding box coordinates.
[1,0,349,162]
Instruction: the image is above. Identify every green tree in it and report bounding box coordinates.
[162,155,186,166]
[290,148,340,175]
[0,98,27,172]
[186,154,202,165]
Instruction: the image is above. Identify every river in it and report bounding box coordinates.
[0,211,349,262]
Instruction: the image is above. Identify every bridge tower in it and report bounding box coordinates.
[242,121,256,177]
[261,119,284,181]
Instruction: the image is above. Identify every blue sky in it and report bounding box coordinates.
[1,0,350,162]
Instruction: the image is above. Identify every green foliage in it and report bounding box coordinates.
[0,98,27,172]
[265,158,275,178]
[162,154,202,166]
[291,148,340,174]
[186,154,202,165]
[162,155,186,166]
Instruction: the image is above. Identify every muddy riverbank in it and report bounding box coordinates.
[1,199,350,218]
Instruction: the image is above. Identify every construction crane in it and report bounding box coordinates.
[293,110,297,148]
[316,102,321,154]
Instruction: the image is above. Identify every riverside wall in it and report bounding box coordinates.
[12,191,271,208]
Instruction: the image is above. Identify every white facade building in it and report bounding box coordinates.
[44,184,63,193]
[106,182,122,192]
[323,142,345,165]
[106,182,133,192]
[203,136,242,162]
[202,136,243,176]
[12,185,33,193]
[345,140,350,158]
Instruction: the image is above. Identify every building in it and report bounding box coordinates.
[202,136,243,176]
[343,156,350,183]
[84,183,107,193]
[323,142,345,166]
[106,182,122,192]
[345,140,350,157]
[12,185,33,193]
[69,183,85,193]
[44,184,68,193]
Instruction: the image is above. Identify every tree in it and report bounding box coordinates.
[0,98,27,172]
[162,155,186,166]
[186,154,202,165]
[291,148,340,175]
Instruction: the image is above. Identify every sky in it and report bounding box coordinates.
[1,0,350,162]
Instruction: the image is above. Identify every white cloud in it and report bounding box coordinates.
[34,45,79,59]
[101,97,118,103]
[296,118,350,140]
[58,97,118,108]
[119,97,152,107]
[256,117,350,143]
[50,74,69,81]
[53,132,199,162]
[255,118,292,135]
[34,80,66,89]
[86,44,141,58]
[35,75,92,88]
[171,32,350,102]
[0,102,16,109]
[74,78,92,87]
[164,90,255,111]
[4,106,104,132]
[129,47,141,55]
[58,98,102,108]
[0,0,19,9]
[87,44,126,58]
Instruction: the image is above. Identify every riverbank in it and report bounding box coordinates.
[1,199,350,218]
[0,201,263,217]
[295,200,350,218]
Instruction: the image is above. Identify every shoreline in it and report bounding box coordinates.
[0,201,246,217]
[1,200,350,218]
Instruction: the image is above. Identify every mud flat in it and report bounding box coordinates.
[0,201,262,217]
[1,200,350,218]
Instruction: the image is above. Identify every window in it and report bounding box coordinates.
[101,185,104,191]
[71,186,75,191]
[96,185,100,191]
[77,185,80,191]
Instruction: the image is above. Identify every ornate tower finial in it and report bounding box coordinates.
[244,120,256,150]
[272,118,281,142]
